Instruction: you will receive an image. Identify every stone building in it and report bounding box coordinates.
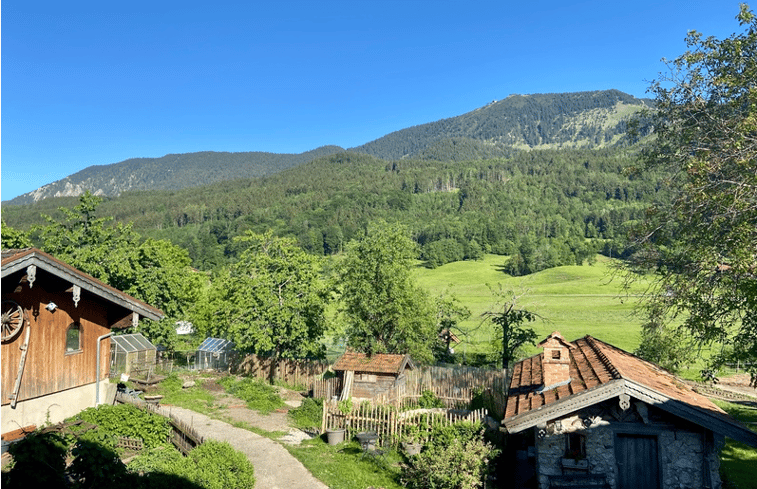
[503,331,757,489]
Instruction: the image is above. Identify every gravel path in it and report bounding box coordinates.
[162,405,328,489]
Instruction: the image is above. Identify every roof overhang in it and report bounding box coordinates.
[2,249,163,322]
[504,379,757,448]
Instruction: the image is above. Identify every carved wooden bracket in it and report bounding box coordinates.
[26,265,36,289]
[72,285,81,308]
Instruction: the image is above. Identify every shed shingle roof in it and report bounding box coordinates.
[332,352,414,375]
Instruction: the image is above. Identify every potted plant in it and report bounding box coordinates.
[401,423,423,456]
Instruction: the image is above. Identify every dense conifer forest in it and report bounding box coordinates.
[3,146,666,273]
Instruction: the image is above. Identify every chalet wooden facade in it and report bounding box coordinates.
[1,248,163,437]
[332,352,414,400]
[503,331,757,489]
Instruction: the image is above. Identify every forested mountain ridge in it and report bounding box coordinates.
[349,90,652,159]
[4,145,345,206]
[4,90,650,206]
[3,147,666,274]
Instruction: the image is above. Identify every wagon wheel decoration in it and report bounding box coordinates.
[2,300,26,343]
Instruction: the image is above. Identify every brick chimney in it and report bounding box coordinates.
[539,331,573,389]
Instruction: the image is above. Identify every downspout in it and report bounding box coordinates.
[96,332,113,405]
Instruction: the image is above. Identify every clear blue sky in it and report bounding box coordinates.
[1,0,746,201]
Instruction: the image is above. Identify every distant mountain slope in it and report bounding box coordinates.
[349,90,652,160]
[4,146,344,206]
[4,89,652,206]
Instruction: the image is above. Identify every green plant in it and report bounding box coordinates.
[337,397,353,415]
[218,375,285,414]
[71,404,170,449]
[401,423,498,489]
[5,432,68,488]
[416,390,444,409]
[129,441,255,489]
[69,434,129,488]
[288,397,323,430]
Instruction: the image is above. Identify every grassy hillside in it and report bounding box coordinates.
[413,254,646,360]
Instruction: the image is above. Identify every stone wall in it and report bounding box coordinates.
[534,404,723,489]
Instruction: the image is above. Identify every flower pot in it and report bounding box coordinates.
[326,429,345,445]
[403,442,422,456]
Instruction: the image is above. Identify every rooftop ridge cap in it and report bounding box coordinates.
[584,335,622,380]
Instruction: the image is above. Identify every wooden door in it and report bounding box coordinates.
[615,434,660,489]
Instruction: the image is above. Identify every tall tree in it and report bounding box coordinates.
[337,221,437,364]
[196,231,328,364]
[481,285,539,370]
[628,5,757,381]
[34,192,202,348]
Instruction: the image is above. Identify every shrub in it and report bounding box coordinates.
[4,432,68,488]
[288,397,323,430]
[129,441,255,489]
[72,404,170,449]
[416,390,444,409]
[218,375,285,414]
[401,423,498,489]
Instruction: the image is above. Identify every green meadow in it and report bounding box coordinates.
[413,254,647,360]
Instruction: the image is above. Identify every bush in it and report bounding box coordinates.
[218,375,285,414]
[129,441,255,489]
[401,423,498,489]
[288,398,323,430]
[416,390,444,409]
[72,404,170,449]
[4,432,68,488]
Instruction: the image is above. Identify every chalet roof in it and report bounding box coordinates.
[504,334,757,448]
[1,248,163,322]
[333,352,415,375]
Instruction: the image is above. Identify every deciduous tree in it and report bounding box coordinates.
[628,5,757,381]
[337,221,437,364]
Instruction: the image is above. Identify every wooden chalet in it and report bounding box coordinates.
[503,331,757,489]
[332,352,414,400]
[1,248,163,438]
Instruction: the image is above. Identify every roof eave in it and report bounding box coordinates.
[504,380,626,434]
[2,250,164,321]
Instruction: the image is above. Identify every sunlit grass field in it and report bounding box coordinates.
[413,254,646,360]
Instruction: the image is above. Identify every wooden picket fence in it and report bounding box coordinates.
[372,365,508,417]
[235,354,329,389]
[321,399,488,446]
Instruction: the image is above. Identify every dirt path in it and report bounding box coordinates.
[160,404,328,489]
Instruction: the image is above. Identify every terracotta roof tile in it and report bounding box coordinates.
[505,335,726,421]
[332,352,414,375]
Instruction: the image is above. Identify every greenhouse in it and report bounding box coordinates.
[195,337,236,371]
[110,333,157,376]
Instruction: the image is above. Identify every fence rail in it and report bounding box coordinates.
[321,399,488,446]
[115,391,204,454]
[235,354,330,389]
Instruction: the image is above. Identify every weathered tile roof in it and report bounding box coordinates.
[506,335,723,419]
[2,247,163,321]
[333,352,414,375]
[505,334,757,447]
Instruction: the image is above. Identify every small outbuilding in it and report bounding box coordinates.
[110,333,157,376]
[332,352,414,400]
[195,337,235,371]
[1,248,163,437]
[503,331,757,489]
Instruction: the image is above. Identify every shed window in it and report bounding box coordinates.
[66,322,82,353]
[565,433,586,459]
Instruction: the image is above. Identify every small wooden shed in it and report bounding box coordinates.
[110,333,157,376]
[332,352,414,400]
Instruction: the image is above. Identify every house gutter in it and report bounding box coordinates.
[96,332,114,405]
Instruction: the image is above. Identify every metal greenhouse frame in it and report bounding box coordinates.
[110,333,157,376]
[195,337,235,371]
